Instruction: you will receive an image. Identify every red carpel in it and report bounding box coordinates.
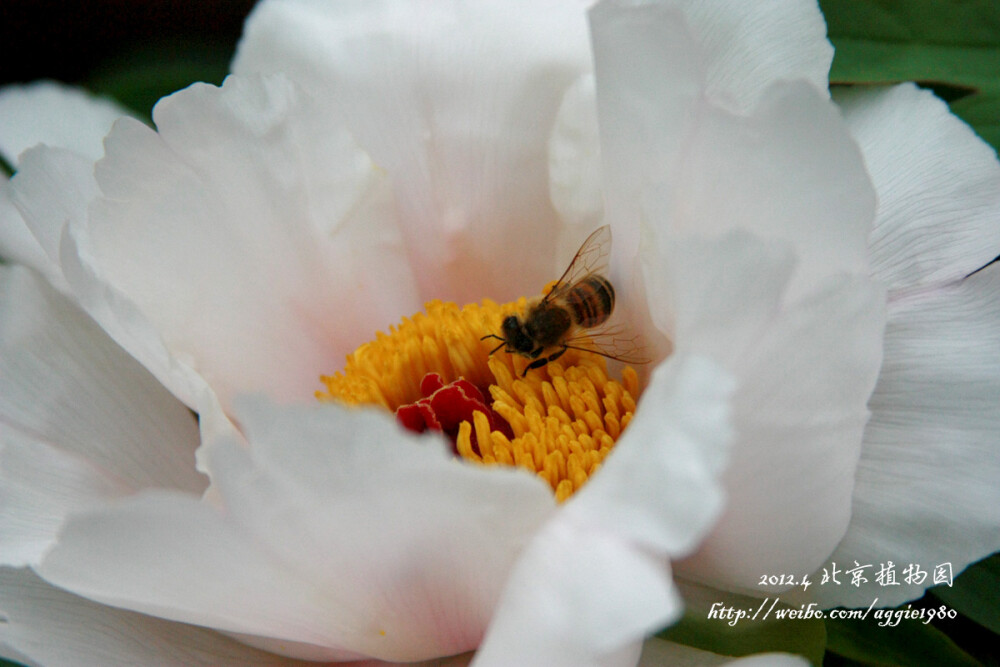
[396,373,512,456]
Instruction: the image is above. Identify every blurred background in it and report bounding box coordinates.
[1,0,255,115]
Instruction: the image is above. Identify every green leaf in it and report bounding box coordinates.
[929,552,1000,636]
[820,0,1000,150]
[825,613,980,667]
[658,604,826,666]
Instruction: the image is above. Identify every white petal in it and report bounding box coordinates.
[837,83,1000,290]
[60,218,221,416]
[0,266,204,494]
[653,233,885,593]
[0,567,312,666]
[0,436,126,567]
[472,523,657,667]
[549,74,604,232]
[652,80,874,300]
[0,182,55,284]
[0,82,130,165]
[572,355,736,557]
[474,355,734,667]
[814,263,1000,608]
[591,2,873,304]
[233,0,593,303]
[40,400,555,662]
[638,638,808,667]
[79,74,419,405]
[645,0,832,113]
[1,145,100,292]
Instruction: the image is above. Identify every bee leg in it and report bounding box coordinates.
[546,346,568,363]
[520,346,569,376]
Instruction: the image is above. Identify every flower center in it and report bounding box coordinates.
[317,298,639,501]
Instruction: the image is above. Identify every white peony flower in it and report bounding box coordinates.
[1,0,997,666]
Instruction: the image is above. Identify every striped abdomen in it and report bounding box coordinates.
[565,275,615,329]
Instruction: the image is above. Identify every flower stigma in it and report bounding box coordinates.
[317,298,640,501]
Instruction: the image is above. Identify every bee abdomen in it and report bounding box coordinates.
[566,275,614,329]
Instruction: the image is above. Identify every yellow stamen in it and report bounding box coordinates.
[318,299,640,500]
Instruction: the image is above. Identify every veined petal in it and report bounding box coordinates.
[815,263,1000,608]
[0,266,205,565]
[78,74,418,405]
[39,400,556,662]
[0,266,204,494]
[837,83,1000,290]
[233,0,593,303]
[474,355,734,667]
[0,568,315,667]
[601,0,832,114]
[0,436,126,567]
[0,81,131,166]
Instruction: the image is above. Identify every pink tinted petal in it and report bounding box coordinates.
[37,490,372,661]
[651,81,873,300]
[0,568,314,667]
[0,266,204,494]
[40,400,555,662]
[814,263,1000,608]
[234,0,593,303]
[82,74,418,405]
[837,83,1000,290]
[0,82,130,165]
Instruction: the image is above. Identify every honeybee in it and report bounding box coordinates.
[483,225,646,375]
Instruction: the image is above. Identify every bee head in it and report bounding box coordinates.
[501,314,535,355]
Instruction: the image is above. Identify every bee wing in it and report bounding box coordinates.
[563,324,649,365]
[542,225,612,303]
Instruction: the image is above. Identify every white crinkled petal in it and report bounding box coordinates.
[233,0,593,303]
[474,355,735,667]
[38,400,556,662]
[558,0,837,234]
[591,2,873,314]
[0,567,316,667]
[837,83,1000,290]
[0,82,131,165]
[814,263,1000,608]
[0,266,204,494]
[79,74,419,406]
[648,233,885,594]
